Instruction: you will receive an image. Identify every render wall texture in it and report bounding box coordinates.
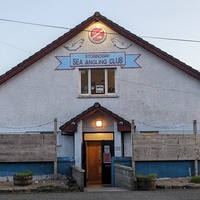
[0,23,200,158]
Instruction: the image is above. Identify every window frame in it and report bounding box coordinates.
[79,68,117,97]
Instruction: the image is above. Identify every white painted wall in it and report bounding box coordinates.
[124,133,132,157]
[57,131,74,157]
[82,112,114,133]
[75,121,83,167]
[114,121,122,157]
[0,23,200,158]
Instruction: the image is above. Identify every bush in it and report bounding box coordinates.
[67,177,77,187]
[136,174,147,179]
[136,174,157,180]
[147,174,157,179]
[190,176,200,183]
[14,170,33,177]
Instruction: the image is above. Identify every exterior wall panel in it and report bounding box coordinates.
[135,161,194,178]
[0,134,56,162]
[133,134,198,161]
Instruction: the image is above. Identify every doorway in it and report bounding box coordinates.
[83,133,114,186]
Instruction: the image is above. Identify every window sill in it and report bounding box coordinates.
[78,94,119,98]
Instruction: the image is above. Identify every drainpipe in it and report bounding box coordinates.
[194,120,198,177]
[131,119,135,177]
[54,118,58,180]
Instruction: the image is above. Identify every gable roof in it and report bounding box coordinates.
[60,102,131,133]
[0,11,200,85]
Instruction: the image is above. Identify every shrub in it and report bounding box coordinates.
[190,176,200,183]
[67,177,77,187]
[14,170,33,177]
[147,174,157,179]
[136,174,157,180]
[136,174,147,179]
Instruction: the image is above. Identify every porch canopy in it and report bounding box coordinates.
[59,102,131,133]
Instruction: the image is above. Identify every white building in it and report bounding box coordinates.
[0,12,200,184]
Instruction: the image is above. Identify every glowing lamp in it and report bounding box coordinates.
[96,119,102,127]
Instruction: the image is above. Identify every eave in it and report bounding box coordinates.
[60,102,131,133]
[0,11,200,86]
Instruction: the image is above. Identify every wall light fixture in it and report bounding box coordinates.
[96,119,102,127]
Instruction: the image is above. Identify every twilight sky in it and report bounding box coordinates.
[0,0,200,75]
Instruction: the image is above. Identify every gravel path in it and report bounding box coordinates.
[0,180,69,192]
[0,178,199,192]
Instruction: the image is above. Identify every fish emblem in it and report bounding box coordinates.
[111,38,132,49]
[64,38,84,51]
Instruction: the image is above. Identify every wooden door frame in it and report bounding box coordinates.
[82,132,114,186]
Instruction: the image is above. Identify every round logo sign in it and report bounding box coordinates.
[89,26,107,44]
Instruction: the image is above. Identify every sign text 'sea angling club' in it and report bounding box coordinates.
[56,52,140,69]
[73,53,123,66]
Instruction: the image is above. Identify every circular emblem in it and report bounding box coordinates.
[89,26,107,44]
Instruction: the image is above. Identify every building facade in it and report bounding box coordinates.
[0,12,200,184]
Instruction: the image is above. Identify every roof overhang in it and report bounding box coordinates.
[60,102,131,133]
[0,12,200,86]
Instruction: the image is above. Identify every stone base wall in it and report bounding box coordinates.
[71,165,85,190]
[114,164,135,190]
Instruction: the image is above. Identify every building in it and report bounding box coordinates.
[0,12,200,185]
